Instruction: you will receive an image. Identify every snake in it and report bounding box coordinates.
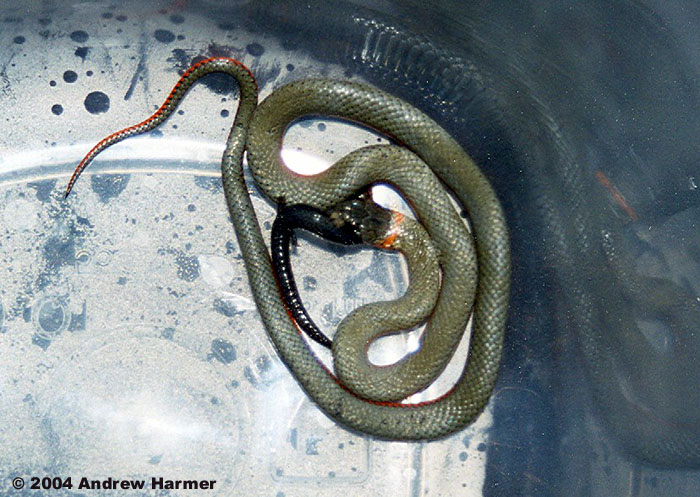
[271,197,442,355]
[66,57,511,440]
[270,202,365,348]
[271,196,450,403]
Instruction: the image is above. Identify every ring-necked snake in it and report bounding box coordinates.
[271,196,439,355]
[271,202,364,348]
[66,57,511,440]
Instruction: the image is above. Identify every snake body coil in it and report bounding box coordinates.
[67,57,511,440]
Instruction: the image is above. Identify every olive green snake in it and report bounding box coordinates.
[66,57,511,440]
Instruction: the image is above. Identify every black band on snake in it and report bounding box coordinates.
[271,202,364,348]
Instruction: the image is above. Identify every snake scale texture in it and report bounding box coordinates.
[67,57,511,440]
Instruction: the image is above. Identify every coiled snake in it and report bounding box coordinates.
[66,57,511,440]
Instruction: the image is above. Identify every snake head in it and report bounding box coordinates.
[328,195,393,245]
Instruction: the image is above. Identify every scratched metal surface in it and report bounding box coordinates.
[2,1,700,496]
